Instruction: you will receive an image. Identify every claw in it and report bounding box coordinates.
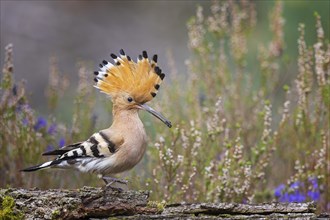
[99,176,128,192]
[102,176,128,185]
[103,184,124,192]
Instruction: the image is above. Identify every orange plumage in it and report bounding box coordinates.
[94,50,165,104]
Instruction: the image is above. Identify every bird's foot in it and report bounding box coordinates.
[100,176,128,192]
[102,176,128,185]
[104,184,124,192]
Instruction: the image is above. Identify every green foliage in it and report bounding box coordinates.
[51,209,60,220]
[0,0,328,213]
[0,196,24,220]
[0,45,100,188]
[147,200,166,212]
[135,1,328,211]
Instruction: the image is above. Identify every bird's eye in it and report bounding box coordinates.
[127,97,133,102]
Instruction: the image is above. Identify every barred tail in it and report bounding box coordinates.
[21,160,61,172]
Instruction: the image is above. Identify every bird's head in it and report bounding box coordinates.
[93,49,172,128]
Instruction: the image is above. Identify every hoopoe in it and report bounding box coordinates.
[22,49,171,186]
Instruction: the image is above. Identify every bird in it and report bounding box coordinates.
[22,49,172,187]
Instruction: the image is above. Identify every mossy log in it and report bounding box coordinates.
[0,187,320,219]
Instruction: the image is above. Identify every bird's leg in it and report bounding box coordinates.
[102,176,128,185]
[98,175,128,192]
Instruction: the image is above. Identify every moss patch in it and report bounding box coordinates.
[0,195,24,220]
[147,200,166,212]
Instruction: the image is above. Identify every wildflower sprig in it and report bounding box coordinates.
[275,177,321,203]
[137,1,328,212]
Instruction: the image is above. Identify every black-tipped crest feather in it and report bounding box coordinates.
[94,49,166,103]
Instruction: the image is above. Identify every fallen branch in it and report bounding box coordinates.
[0,187,319,219]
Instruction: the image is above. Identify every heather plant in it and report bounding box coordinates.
[0,0,328,213]
[0,45,101,188]
[135,1,329,212]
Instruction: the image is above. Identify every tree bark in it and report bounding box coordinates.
[0,187,321,219]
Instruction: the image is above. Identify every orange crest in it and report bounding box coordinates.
[93,49,165,104]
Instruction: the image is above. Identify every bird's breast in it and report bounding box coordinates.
[119,128,147,165]
[102,123,147,175]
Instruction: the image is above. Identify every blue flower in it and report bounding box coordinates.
[289,191,306,202]
[307,177,320,201]
[59,138,65,148]
[47,123,57,135]
[275,181,307,203]
[274,184,285,197]
[276,178,322,203]
[279,192,289,202]
[307,190,320,201]
[309,177,318,189]
[34,117,47,131]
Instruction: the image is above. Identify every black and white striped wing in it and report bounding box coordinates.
[42,142,82,156]
[58,131,119,160]
[21,131,121,172]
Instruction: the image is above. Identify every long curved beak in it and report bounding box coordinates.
[138,103,172,128]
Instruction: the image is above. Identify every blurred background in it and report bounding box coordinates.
[1,0,329,113]
[1,1,209,113]
[0,0,329,212]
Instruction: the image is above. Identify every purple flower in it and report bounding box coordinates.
[16,103,31,113]
[309,177,318,189]
[279,192,289,202]
[34,117,47,131]
[307,177,320,201]
[276,178,322,203]
[47,123,57,135]
[289,191,306,202]
[22,118,29,126]
[274,184,285,197]
[59,138,65,148]
[307,190,320,201]
[46,145,54,152]
[275,181,306,203]
[16,105,23,112]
